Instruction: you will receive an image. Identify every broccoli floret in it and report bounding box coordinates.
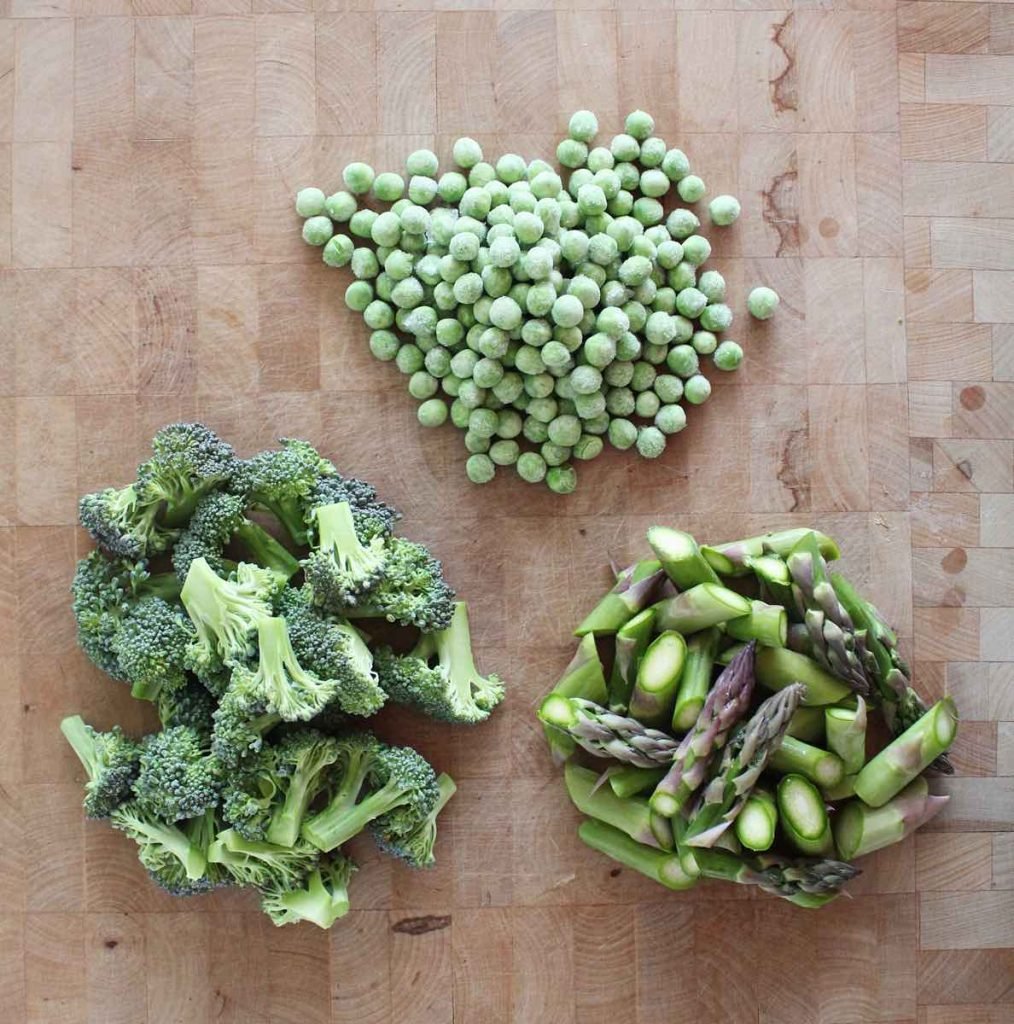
[180,557,277,675]
[265,730,341,847]
[259,854,356,928]
[60,715,141,819]
[303,502,389,608]
[221,746,281,841]
[230,439,337,546]
[111,597,195,701]
[276,586,386,717]
[371,772,456,868]
[375,602,505,724]
[71,551,181,681]
[158,678,216,737]
[207,828,320,892]
[134,422,236,528]
[301,739,439,853]
[132,726,221,822]
[345,537,455,632]
[145,809,232,896]
[310,474,400,540]
[211,675,282,767]
[111,802,208,883]
[172,492,300,583]
[78,483,176,560]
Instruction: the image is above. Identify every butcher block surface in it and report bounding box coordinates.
[1,2,1013,1021]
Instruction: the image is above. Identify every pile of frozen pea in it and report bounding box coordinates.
[296,109,779,493]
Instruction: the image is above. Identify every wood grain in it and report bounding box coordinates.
[1,4,1011,1022]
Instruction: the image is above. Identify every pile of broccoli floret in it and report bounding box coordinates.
[63,423,504,928]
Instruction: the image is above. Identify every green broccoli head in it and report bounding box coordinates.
[370,772,456,868]
[230,439,337,546]
[309,474,400,541]
[180,557,278,673]
[207,828,320,892]
[157,678,216,737]
[211,674,282,767]
[301,738,439,853]
[302,502,389,609]
[230,616,340,722]
[79,483,176,560]
[172,491,300,584]
[60,715,142,819]
[376,603,505,724]
[259,854,356,929]
[111,597,195,702]
[132,725,221,822]
[135,422,236,528]
[111,802,208,883]
[276,586,386,718]
[347,537,455,632]
[265,729,341,847]
[221,746,281,841]
[145,809,232,896]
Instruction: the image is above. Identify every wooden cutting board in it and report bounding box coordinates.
[2,2,1012,1021]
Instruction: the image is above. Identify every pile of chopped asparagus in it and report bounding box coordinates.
[539,527,958,907]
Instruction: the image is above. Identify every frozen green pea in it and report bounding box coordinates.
[473,294,493,324]
[607,190,634,217]
[666,344,699,378]
[632,197,664,226]
[547,414,582,447]
[604,360,635,387]
[578,308,597,336]
[630,236,657,263]
[408,175,438,206]
[449,231,479,262]
[453,138,483,169]
[458,380,488,409]
[699,303,733,332]
[557,138,588,169]
[684,374,712,404]
[302,216,334,246]
[369,329,400,361]
[532,171,563,199]
[535,198,562,235]
[496,409,523,438]
[478,327,510,359]
[482,265,512,298]
[667,263,696,292]
[488,439,520,467]
[638,136,667,169]
[453,273,483,305]
[541,340,572,370]
[622,301,648,333]
[606,386,635,417]
[661,149,690,182]
[640,169,670,199]
[577,183,607,216]
[450,398,470,428]
[472,357,504,388]
[568,168,594,199]
[642,342,668,366]
[438,172,468,204]
[343,163,375,195]
[567,275,599,310]
[636,425,666,459]
[570,365,603,395]
[456,303,477,329]
[489,296,522,331]
[402,306,438,338]
[709,194,741,227]
[560,229,589,265]
[527,397,559,423]
[653,374,684,405]
[425,345,453,378]
[574,391,606,419]
[494,373,525,406]
[584,212,612,235]
[556,325,583,352]
[611,163,637,193]
[573,262,605,289]
[692,330,718,355]
[569,109,599,143]
[434,281,457,309]
[350,248,379,280]
[643,310,675,345]
[430,207,459,245]
[527,159,554,182]
[409,370,439,400]
[372,172,405,202]
[391,198,411,217]
[593,169,621,201]
[584,412,611,435]
[526,281,557,317]
[609,418,638,450]
[677,174,706,203]
[634,390,660,419]
[607,216,642,253]
[546,465,577,494]
[468,162,496,188]
[652,287,677,314]
[509,281,530,309]
[618,255,652,286]
[460,186,492,220]
[395,343,425,375]
[495,153,526,184]
[586,146,614,172]
[698,269,726,303]
[324,190,357,222]
[513,345,545,377]
[466,453,495,483]
[666,208,700,240]
[371,211,401,247]
[417,398,448,428]
[675,287,708,319]
[584,333,617,368]
[625,109,654,140]
[451,348,479,378]
[511,190,537,216]
[554,374,576,400]
[295,187,326,217]
[469,407,500,439]
[748,286,779,320]
[523,416,549,444]
[682,234,712,266]
[610,133,640,163]
[573,434,604,461]
[713,340,744,371]
[400,205,430,236]
[630,361,657,392]
[517,452,547,484]
[550,293,583,328]
[406,148,439,178]
[541,442,571,467]
[363,299,394,329]
[514,212,544,246]
[559,198,581,228]
[444,374,462,398]
[349,208,377,238]
[600,280,629,308]
[322,234,354,267]
[376,272,395,300]
[401,232,426,255]
[655,404,687,435]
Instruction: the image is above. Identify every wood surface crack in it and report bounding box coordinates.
[770,13,798,115]
[777,428,809,513]
[391,914,452,935]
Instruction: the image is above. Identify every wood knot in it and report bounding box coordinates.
[941,548,967,574]
[391,915,451,936]
[959,386,986,411]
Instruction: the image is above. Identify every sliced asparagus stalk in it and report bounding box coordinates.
[543,633,609,765]
[769,735,846,790]
[647,526,721,589]
[853,698,959,807]
[627,559,662,583]
[566,763,674,850]
[825,697,868,775]
[672,627,719,732]
[822,775,857,801]
[653,584,752,633]
[629,630,687,728]
[577,819,698,890]
[701,529,841,577]
[608,607,655,713]
[717,641,749,666]
[734,788,777,852]
[777,774,834,856]
[726,600,788,648]
[834,777,949,859]
[576,563,665,636]
[787,706,826,743]
[755,647,852,706]
[746,554,795,607]
[607,765,668,799]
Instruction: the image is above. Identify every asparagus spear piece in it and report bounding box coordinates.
[853,698,959,807]
[647,526,721,589]
[608,608,655,713]
[577,819,698,890]
[682,683,805,848]
[543,633,609,765]
[825,697,867,775]
[576,563,665,636]
[726,599,788,648]
[755,647,852,706]
[834,776,949,859]
[701,529,841,577]
[607,765,668,799]
[629,631,687,728]
[538,695,680,767]
[746,554,795,607]
[769,735,846,790]
[822,775,857,801]
[653,584,751,633]
[672,628,720,732]
[787,706,826,743]
[734,788,777,852]
[627,559,662,583]
[777,774,834,856]
[565,763,673,850]
[716,641,749,666]
[649,642,757,818]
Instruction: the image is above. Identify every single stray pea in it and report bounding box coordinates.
[713,340,744,371]
[748,286,780,320]
[709,194,741,227]
[417,398,448,428]
[624,109,655,141]
[569,110,599,143]
[546,465,577,494]
[295,187,326,217]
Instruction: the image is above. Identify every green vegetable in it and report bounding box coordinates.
[565,762,673,851]
[629,631,687,728]
[578,819,697,890]
[734,788,777,852]
[748,285,779,319]
[708,194,741,226]
[653,583,752,633]
[825,698,868,775]
[835,777,949,859]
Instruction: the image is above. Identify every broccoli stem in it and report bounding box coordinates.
[755,647,851,705]
[701,529,841,577]
[60,715,100,777]
[647,526,720,589]
[577,819,698,891]
[575,564,665,636]
[302,777,407,853]
[608,607,655,713]
[777,774,834,856]
[266,756,332,848]
[652,583,751,633]
[825,698,868,775]
[607,765,667,799]
[234,521,300,581]
[543,633,608,764]
[629,630,686,728]
[769,735,845,790]
[141,573,184,603]
[437,602,497,710]
[671,627,718,732]
[117,810,207,880]
[271,867,351,928]
[734,789,777,852]
[786,706,826,743]
[725,600,788,648]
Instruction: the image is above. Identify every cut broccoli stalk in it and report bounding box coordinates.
[371,772,457,867]
[304,501,388,607]
[60,715,141,819]
[111,804,207,881]
[266,732,341,847]
[260,855,357,929]
[234,521,301,580]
